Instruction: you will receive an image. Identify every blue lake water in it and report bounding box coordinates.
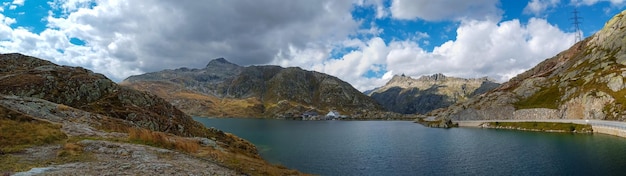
[193,118,626,176]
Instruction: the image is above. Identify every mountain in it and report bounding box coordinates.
[368,73,499,114]
[0,53,300,175]
[121,59,402,119]
[432,10,626,123]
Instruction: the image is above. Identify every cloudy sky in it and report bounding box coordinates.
[0,0,624,91]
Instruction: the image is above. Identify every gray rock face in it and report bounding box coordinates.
[607,75,624,92]
[434,10,626,122]
[369,74,500,114]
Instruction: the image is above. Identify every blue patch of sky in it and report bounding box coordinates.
[537,4,606,38]
[364,64,386,78]
[69,37,86,46]
[501,0,528,23]
[570,3,623,36]
[351,3,457,52]
[4,0,51,34]
[501,1,619,39]
[339,0,460,61]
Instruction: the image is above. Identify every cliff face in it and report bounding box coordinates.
[122,59,390,118]
[369,74,499,114]
[434,10,626,122]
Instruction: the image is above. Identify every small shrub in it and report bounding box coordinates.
[569,125,576,132]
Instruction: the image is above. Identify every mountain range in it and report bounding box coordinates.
[122,58,408,119]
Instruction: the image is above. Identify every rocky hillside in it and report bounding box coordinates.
[0,53,301,175]
[368,74,499,114]
[122,58,397,119]
[432,10,626,122]
[0,53,207,137]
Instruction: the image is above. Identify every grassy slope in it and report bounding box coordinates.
[487,122,592,133]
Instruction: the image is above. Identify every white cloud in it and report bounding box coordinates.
[12,0,24,6]
[290,18,575,91]
[48,0,94,14]
[524,0,561,16]
[389,0,502,21]
[0,0,363,82]
[0,0,578,93]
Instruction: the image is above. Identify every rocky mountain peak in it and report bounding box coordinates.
[388,74,413,84]
[369,73,500,114]
[206,58,239,68]
[417,73,447,81]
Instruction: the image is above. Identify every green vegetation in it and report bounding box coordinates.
[513,85,561,109]
[488,122,592,132]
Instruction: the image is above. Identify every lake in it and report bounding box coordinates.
[193,118,626,176]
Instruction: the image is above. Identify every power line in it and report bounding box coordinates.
[571,8,583,43]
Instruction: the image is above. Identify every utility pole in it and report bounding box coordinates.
[571,8,583,43]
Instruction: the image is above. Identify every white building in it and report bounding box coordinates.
[326,111,340,119]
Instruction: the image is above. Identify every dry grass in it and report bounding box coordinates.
[56,104,71,111]
[126,127,304,175]
[93,116,133,133]
[175,92,214,101]
[0,141,94,173]
[128,128,199,153]
[0,109,67,153]
[196,146,305,176]
[57,142,83,157]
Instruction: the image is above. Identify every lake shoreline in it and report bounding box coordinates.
[454,120,626,138]
[193,116,416,121]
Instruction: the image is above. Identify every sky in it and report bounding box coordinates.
[0,0,624,91]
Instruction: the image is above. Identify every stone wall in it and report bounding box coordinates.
[512,108,559,120]
[593,126,626,138]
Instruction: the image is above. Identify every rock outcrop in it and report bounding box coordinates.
[0,53,204,137]
[0,53,301,175]
[368,73,499,114]
[122,59,394,119]
[433,10,626,122]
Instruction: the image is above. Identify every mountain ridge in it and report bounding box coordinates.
[431,10,626,123]
[368,73,500,114]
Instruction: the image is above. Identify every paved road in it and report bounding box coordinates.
[456,119,626,130]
